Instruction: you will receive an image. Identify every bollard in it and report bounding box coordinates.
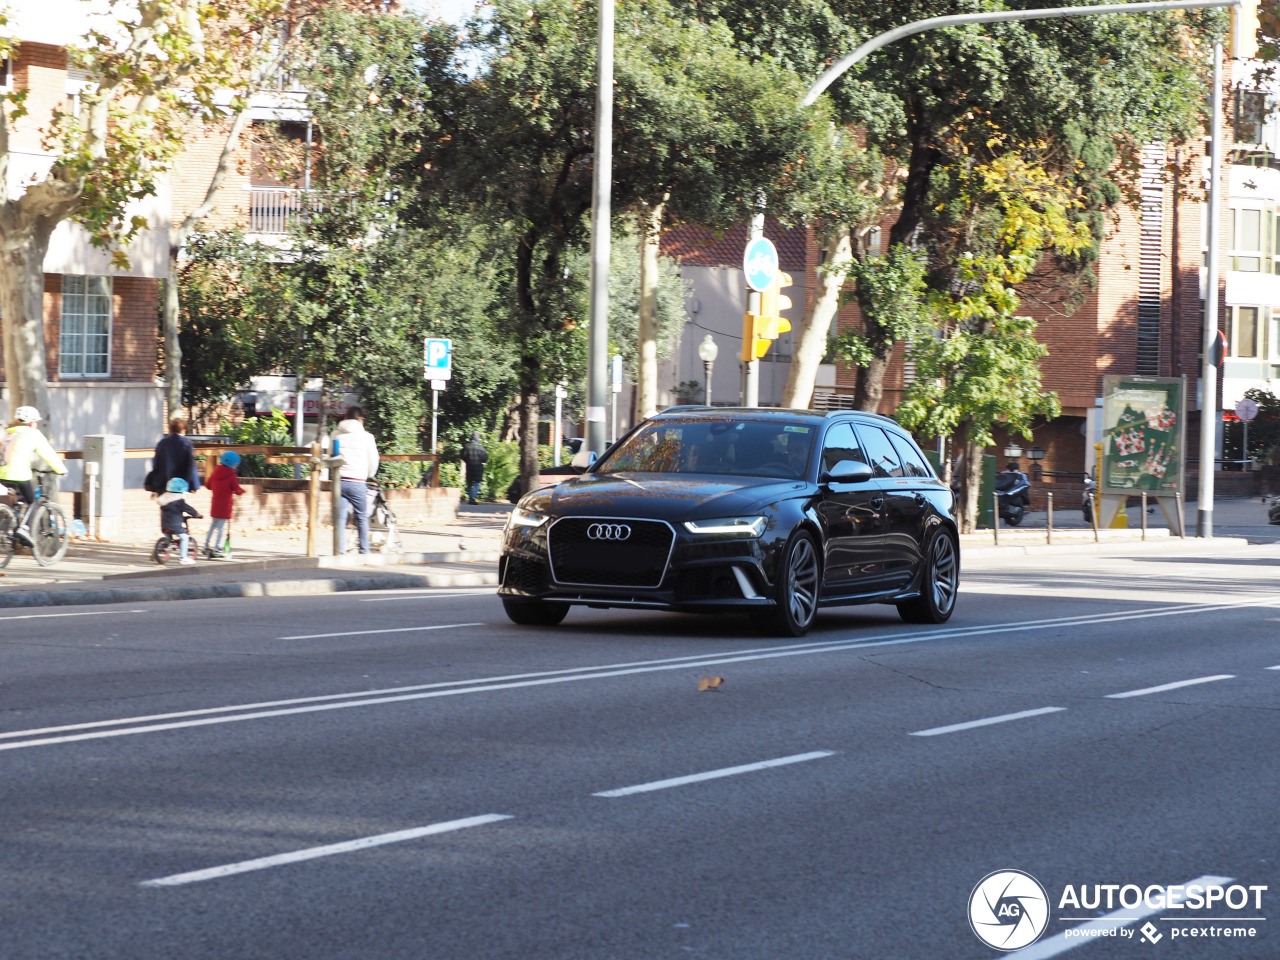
[307,443,320,557]
[1046,491,1053,545]
[1088,492,1099,542]
[1174,490,1185,538]
[1141,492,1147,540]
[992,491,1000,545]
[84,460,100,541]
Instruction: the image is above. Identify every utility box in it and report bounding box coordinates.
[83,434,125,535]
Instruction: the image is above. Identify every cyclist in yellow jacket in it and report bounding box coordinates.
[0,406,67,544]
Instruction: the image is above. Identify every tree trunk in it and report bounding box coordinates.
[163,252,183,417]
[636,199,666,419]
[853,352,890,414]
[956,427,984,534]
[0,218,57,423]
[518,354,541,492]
[781,221,851,410]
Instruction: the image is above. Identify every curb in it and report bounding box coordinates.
[100,550,502,581]
[0,569,500,610]
[960,535,1252,557]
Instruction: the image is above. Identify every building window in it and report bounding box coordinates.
[1271,310,1280,361]
[1231,305,1259,359]
[59,276,111,377]
[1231,208,1263,272]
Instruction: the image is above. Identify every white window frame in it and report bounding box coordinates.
[59,275,112,378]
[1229,206,1265,273]
[1230,304,1261,359]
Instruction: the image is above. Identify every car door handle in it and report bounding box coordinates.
[913,493,927,505]
[869,497,884,510]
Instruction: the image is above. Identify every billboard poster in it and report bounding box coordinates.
[1100,375,1186,495]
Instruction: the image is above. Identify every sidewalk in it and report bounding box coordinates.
[0,499,1273,610]
[0,504,510,608]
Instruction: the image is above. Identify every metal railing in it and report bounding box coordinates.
[248,187,305,234]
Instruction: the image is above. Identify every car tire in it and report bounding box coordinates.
[765,531,820,637]
[897,530,959,624]
[502,596,570,626]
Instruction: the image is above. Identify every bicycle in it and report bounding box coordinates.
[153,527,203,565]
[0,469,70,568]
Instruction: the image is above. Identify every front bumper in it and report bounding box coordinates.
[498,518,776,613]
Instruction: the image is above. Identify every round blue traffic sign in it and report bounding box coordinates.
[743,237,779,292]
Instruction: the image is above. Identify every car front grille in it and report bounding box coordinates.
[548,517,674,588]
[502,555,548,593]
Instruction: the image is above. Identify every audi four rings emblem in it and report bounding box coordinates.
[587,523,632,541]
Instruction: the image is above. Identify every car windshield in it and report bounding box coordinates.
[597,418,815,479]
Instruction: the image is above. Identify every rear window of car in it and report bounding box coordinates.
[887,431,937,479]
[854,426,904,479]
[598,418,815,479]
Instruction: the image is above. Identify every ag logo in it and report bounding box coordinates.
[969,869,1050,951]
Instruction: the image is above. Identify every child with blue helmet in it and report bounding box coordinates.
[157,477,202,563]
[204,450,245,558]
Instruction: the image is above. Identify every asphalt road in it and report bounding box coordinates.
[1,543,1278,960]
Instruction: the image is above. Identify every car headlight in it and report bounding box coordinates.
[508,506,549,529]
[683,516,767,537]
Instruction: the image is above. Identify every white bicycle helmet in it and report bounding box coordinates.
[14,405,41,424]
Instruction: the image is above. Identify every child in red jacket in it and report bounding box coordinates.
[205,450,245,558]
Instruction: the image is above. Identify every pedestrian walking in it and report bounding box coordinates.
[157,477,202,564]
[330,406,380,554]
[204,450,245,558]
[461,432,488,505]
[148,418,200,494]
[0,406,68,546]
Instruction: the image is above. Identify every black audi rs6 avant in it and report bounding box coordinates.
[498,407,959,636]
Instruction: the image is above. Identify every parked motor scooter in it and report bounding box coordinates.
[994,468,1032,526]
[1268,494,1280,525]
[1082,471,1097,523]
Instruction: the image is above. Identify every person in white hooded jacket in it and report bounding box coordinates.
[330,406,380,553]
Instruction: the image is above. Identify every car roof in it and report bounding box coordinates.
[654,406,901,427]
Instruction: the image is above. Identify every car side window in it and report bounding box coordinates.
[887,432,935,479]
[856,426,904,478]
[820,422,868,474]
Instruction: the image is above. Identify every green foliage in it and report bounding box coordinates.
[834,244,931,368]
[217,409,295,479]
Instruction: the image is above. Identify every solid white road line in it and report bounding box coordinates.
[909,707,1066,738]
[356,592,492,602]
[592,751,834,798]
[1008,875,1233,959]
[0,609,146,622]
[5,599,1277,752]
[1105,675,1235,699]
[278,622,482,640]
[139,814,512,887]
[1268,666,1280,670]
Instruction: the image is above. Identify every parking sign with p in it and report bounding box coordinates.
[424,338,452,381]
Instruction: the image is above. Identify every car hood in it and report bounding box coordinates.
[525,472,807,520]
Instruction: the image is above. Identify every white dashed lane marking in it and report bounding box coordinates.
[909,707,1067,738]
[140,814,512,887]
[1104,675,1235,699]
[593,751,835,797]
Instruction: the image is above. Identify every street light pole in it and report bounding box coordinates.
[585,0,615,457]
[698,334,719,405]
[1197,39,1226,538]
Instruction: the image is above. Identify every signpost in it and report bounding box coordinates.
[741,233,777,406]
[1236,397,1259,468]
[424,338,452,456]
[610,354,623,443]
[554,382,568,465]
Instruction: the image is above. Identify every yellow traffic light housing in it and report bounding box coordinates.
[742,271,793,362]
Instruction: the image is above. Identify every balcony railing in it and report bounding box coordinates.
[248,187,305,234]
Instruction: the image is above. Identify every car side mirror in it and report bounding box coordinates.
[821,459,873,484]
[570,449,597,473]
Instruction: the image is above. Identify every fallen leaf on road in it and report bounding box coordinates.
[697,676,724,692]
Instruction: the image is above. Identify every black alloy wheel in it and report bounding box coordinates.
[502,596,570,626]
[897,531,959,624]
[766,531,820,637]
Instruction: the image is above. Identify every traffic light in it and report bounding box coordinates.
[741,271,794,362]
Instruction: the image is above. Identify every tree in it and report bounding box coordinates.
[895,149,1092,531]
[1,0,234,422]
[162,0,390,416]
